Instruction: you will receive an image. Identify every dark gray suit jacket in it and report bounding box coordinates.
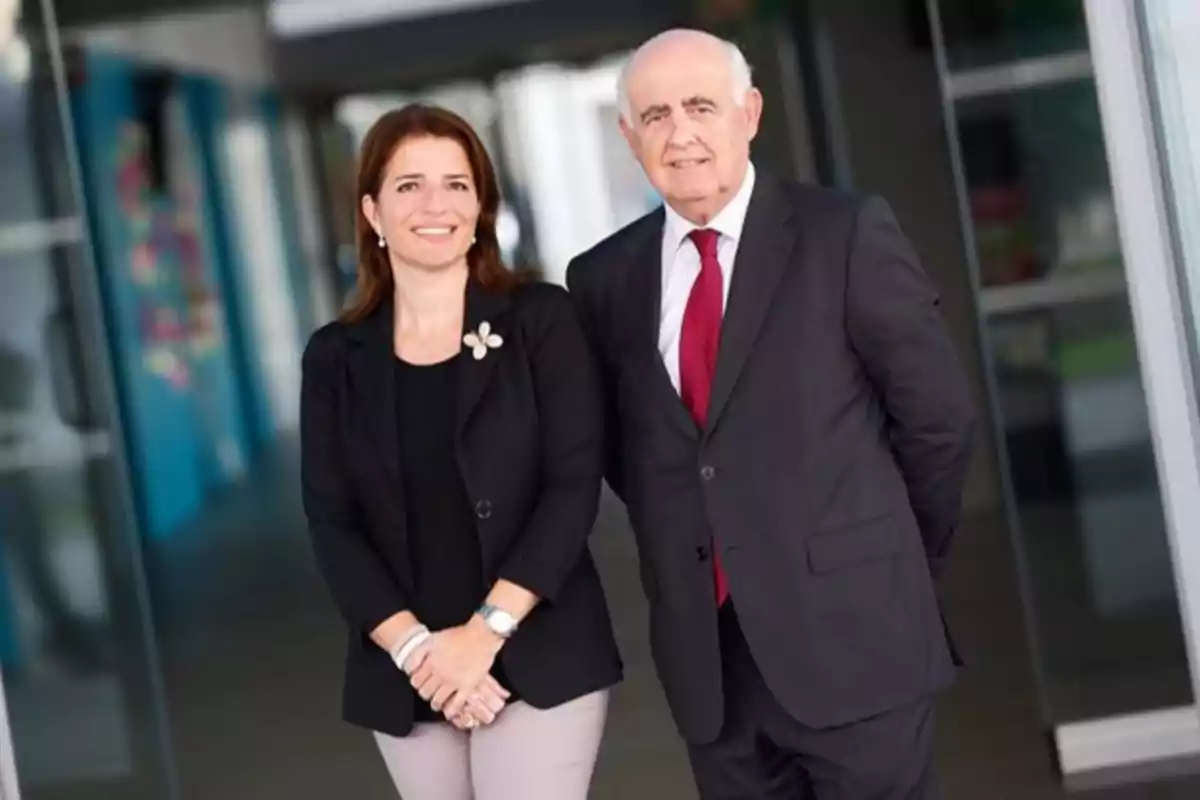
[567,174,976,745]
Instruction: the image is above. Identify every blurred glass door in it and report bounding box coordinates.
[929,0,1191,729]
[927,0,1200,781]
[0,1,175,797]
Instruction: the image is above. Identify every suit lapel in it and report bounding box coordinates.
[347,302,403,493]
[626,212,700,441]
[706,177,798,437]
[456,279,512,436]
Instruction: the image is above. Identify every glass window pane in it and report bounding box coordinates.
[934,0,1193,725]
[936,0,1090,71]
[1,1,174,796]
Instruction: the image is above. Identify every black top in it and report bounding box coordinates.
[300,280,622,738]
[394,355,518,722]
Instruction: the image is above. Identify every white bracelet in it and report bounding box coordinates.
[393,630,432,674]
[388,624,428,667]
[389,624,429,661]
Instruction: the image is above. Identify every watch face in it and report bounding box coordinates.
[486,609,517,634]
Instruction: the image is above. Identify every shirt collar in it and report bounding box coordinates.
[663,161,757,251]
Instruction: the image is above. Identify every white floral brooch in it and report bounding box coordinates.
[463,321,504,361]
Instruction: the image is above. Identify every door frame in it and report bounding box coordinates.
[1050,0,1200,781]
[0,669,19,799]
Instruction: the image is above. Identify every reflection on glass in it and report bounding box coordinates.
[936,0,1089,71]
[933,0,1193,724]
[0,2,173,797]
[0,256,133,792]
[959,82,1118,289]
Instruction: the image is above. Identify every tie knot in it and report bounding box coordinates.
[688,228,719,258]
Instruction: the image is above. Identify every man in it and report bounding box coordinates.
[567,29,976,799]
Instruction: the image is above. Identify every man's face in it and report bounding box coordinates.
[620,42,762,224]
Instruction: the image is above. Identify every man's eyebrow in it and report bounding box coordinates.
[639,103,671,123]
[682,96,717,108]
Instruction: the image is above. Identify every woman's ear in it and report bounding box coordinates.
[361,194,380,238]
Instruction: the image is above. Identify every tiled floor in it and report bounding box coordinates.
[144,438,1200,798]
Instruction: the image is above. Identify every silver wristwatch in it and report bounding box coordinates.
[476,604,519,638]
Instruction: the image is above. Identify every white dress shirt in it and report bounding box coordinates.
[659,162,757,393]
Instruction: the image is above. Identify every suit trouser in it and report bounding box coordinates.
[374,689,608,800]
[687,604,939,800]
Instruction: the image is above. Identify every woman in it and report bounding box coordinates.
[299,104,622,799]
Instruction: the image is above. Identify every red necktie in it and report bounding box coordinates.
[679,228,730,607]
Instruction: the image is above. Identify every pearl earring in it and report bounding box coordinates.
[471,234,477,245]
[378,234,386,249]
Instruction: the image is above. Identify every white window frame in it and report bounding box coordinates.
[1053,0,1200,778]
[0,669,19,799]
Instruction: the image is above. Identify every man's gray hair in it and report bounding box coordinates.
[617,35,753,124]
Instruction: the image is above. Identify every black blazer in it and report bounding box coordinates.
[300,279,622,737]
[567,174,976,745]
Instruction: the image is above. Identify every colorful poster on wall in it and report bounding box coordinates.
[166,86,249,484]
[113,120,192,391]
[70,51,205,539]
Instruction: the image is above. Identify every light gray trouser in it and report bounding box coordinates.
[374,689,609,800]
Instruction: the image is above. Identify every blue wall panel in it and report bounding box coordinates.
[70,52,204,539]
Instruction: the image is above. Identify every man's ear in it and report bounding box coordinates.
[619,113,637,150]
[743,87,764,141]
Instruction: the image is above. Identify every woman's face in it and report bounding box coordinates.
[363,135,480,273]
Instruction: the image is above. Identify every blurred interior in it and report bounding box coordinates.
[3,0,1200,798]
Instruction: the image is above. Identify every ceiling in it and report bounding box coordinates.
[30,0,687,95]
[51,0,257,28]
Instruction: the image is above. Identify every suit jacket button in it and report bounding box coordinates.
[475,499,493,519]
[700,465,716,481]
